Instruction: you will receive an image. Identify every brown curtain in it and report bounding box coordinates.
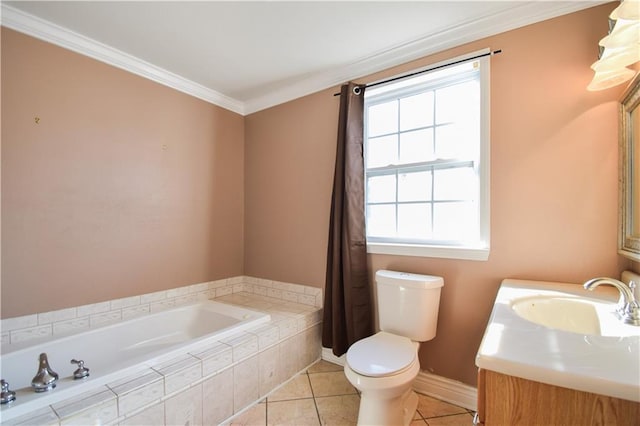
[322,82,375,357]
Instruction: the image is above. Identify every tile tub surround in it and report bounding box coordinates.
[0,276,323,346]
[0,288,323,425]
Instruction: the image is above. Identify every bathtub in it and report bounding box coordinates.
[0,300,270,422]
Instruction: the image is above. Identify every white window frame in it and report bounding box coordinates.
[364,49,491,261]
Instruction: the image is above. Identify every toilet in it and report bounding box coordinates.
[344,270,444,426]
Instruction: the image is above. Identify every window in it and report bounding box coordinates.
[364,50,490,260]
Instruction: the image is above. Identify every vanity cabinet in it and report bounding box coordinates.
[476,369,640,425]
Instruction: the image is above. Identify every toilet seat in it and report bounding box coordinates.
[346,331,416,377]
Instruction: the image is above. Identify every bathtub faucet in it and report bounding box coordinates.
[31,353,59,392]
[583,278,640,326]
[0,380,16,404]
[71,359,90,379]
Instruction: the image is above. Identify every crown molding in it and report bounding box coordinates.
[0,4,245,115]
[243,1,605,115]
[2,2,603,116]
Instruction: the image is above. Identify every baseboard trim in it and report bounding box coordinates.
[321,347,346,366]
[321,347,477,411]
[412,371,477,411]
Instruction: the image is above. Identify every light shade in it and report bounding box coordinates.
[587,67,635,91]
[588,0,640,91]
[599,19,640,48]
[591,45,640,71]
[610,0,640,21]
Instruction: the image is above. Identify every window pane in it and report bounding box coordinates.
[368,101,398,137]
[433,202,477,241]
[367,204,396,238]
[367,135,398,168]
[398,203,431,239]
[433,166,476,201]
[435,80,479,125]
[398,171,431,202]
[399,129,434,164]
[434,124,475,159]
[367,174,397,203]
[399,91,434,131]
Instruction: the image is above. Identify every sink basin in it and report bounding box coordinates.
[511,294,640,337]
[476,278,640,403]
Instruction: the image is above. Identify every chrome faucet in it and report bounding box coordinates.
[584,278,640,326]
[71,359,90,379]
[31,353,59,392]
[0,380,16,404]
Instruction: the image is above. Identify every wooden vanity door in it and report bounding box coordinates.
[478,368,640,425]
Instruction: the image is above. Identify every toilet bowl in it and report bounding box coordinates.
[345,332,421,425]
[344,270,444,426]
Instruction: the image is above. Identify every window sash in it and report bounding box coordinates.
[363,52,488,252]
[366,159,474,175]
[365,161,479,245]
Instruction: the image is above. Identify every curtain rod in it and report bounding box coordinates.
[333,49,502,96]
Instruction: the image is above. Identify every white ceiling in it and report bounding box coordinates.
[2,1,605,114]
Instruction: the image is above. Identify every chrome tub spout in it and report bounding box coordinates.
[31,353,59,392]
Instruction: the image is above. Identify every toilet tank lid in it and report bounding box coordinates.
[376,270,444,289]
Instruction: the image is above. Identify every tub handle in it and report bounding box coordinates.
[70,359,90,379]
[0,380,16,404]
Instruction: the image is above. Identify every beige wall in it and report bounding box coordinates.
[1,28,245,318]
[244,88,339,286]
[244,4,633,386]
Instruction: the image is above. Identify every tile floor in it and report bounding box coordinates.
[227,360,475,426]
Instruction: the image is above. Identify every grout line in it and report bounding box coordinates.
[422,412,475,420]
[313,391,359,398]
[264,396,268,426]
[306,370,317,399]
[306,370,323,425]
[268,396,317,403]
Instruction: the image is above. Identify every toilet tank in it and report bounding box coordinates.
[376,270,444,342]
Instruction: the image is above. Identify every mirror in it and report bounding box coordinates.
[619,74,640,261]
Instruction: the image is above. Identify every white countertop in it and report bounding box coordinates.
[475,279,640,402]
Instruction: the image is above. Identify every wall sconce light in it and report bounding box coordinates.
[588,0,640,91]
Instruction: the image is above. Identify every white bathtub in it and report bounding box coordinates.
[0,300,270,422]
